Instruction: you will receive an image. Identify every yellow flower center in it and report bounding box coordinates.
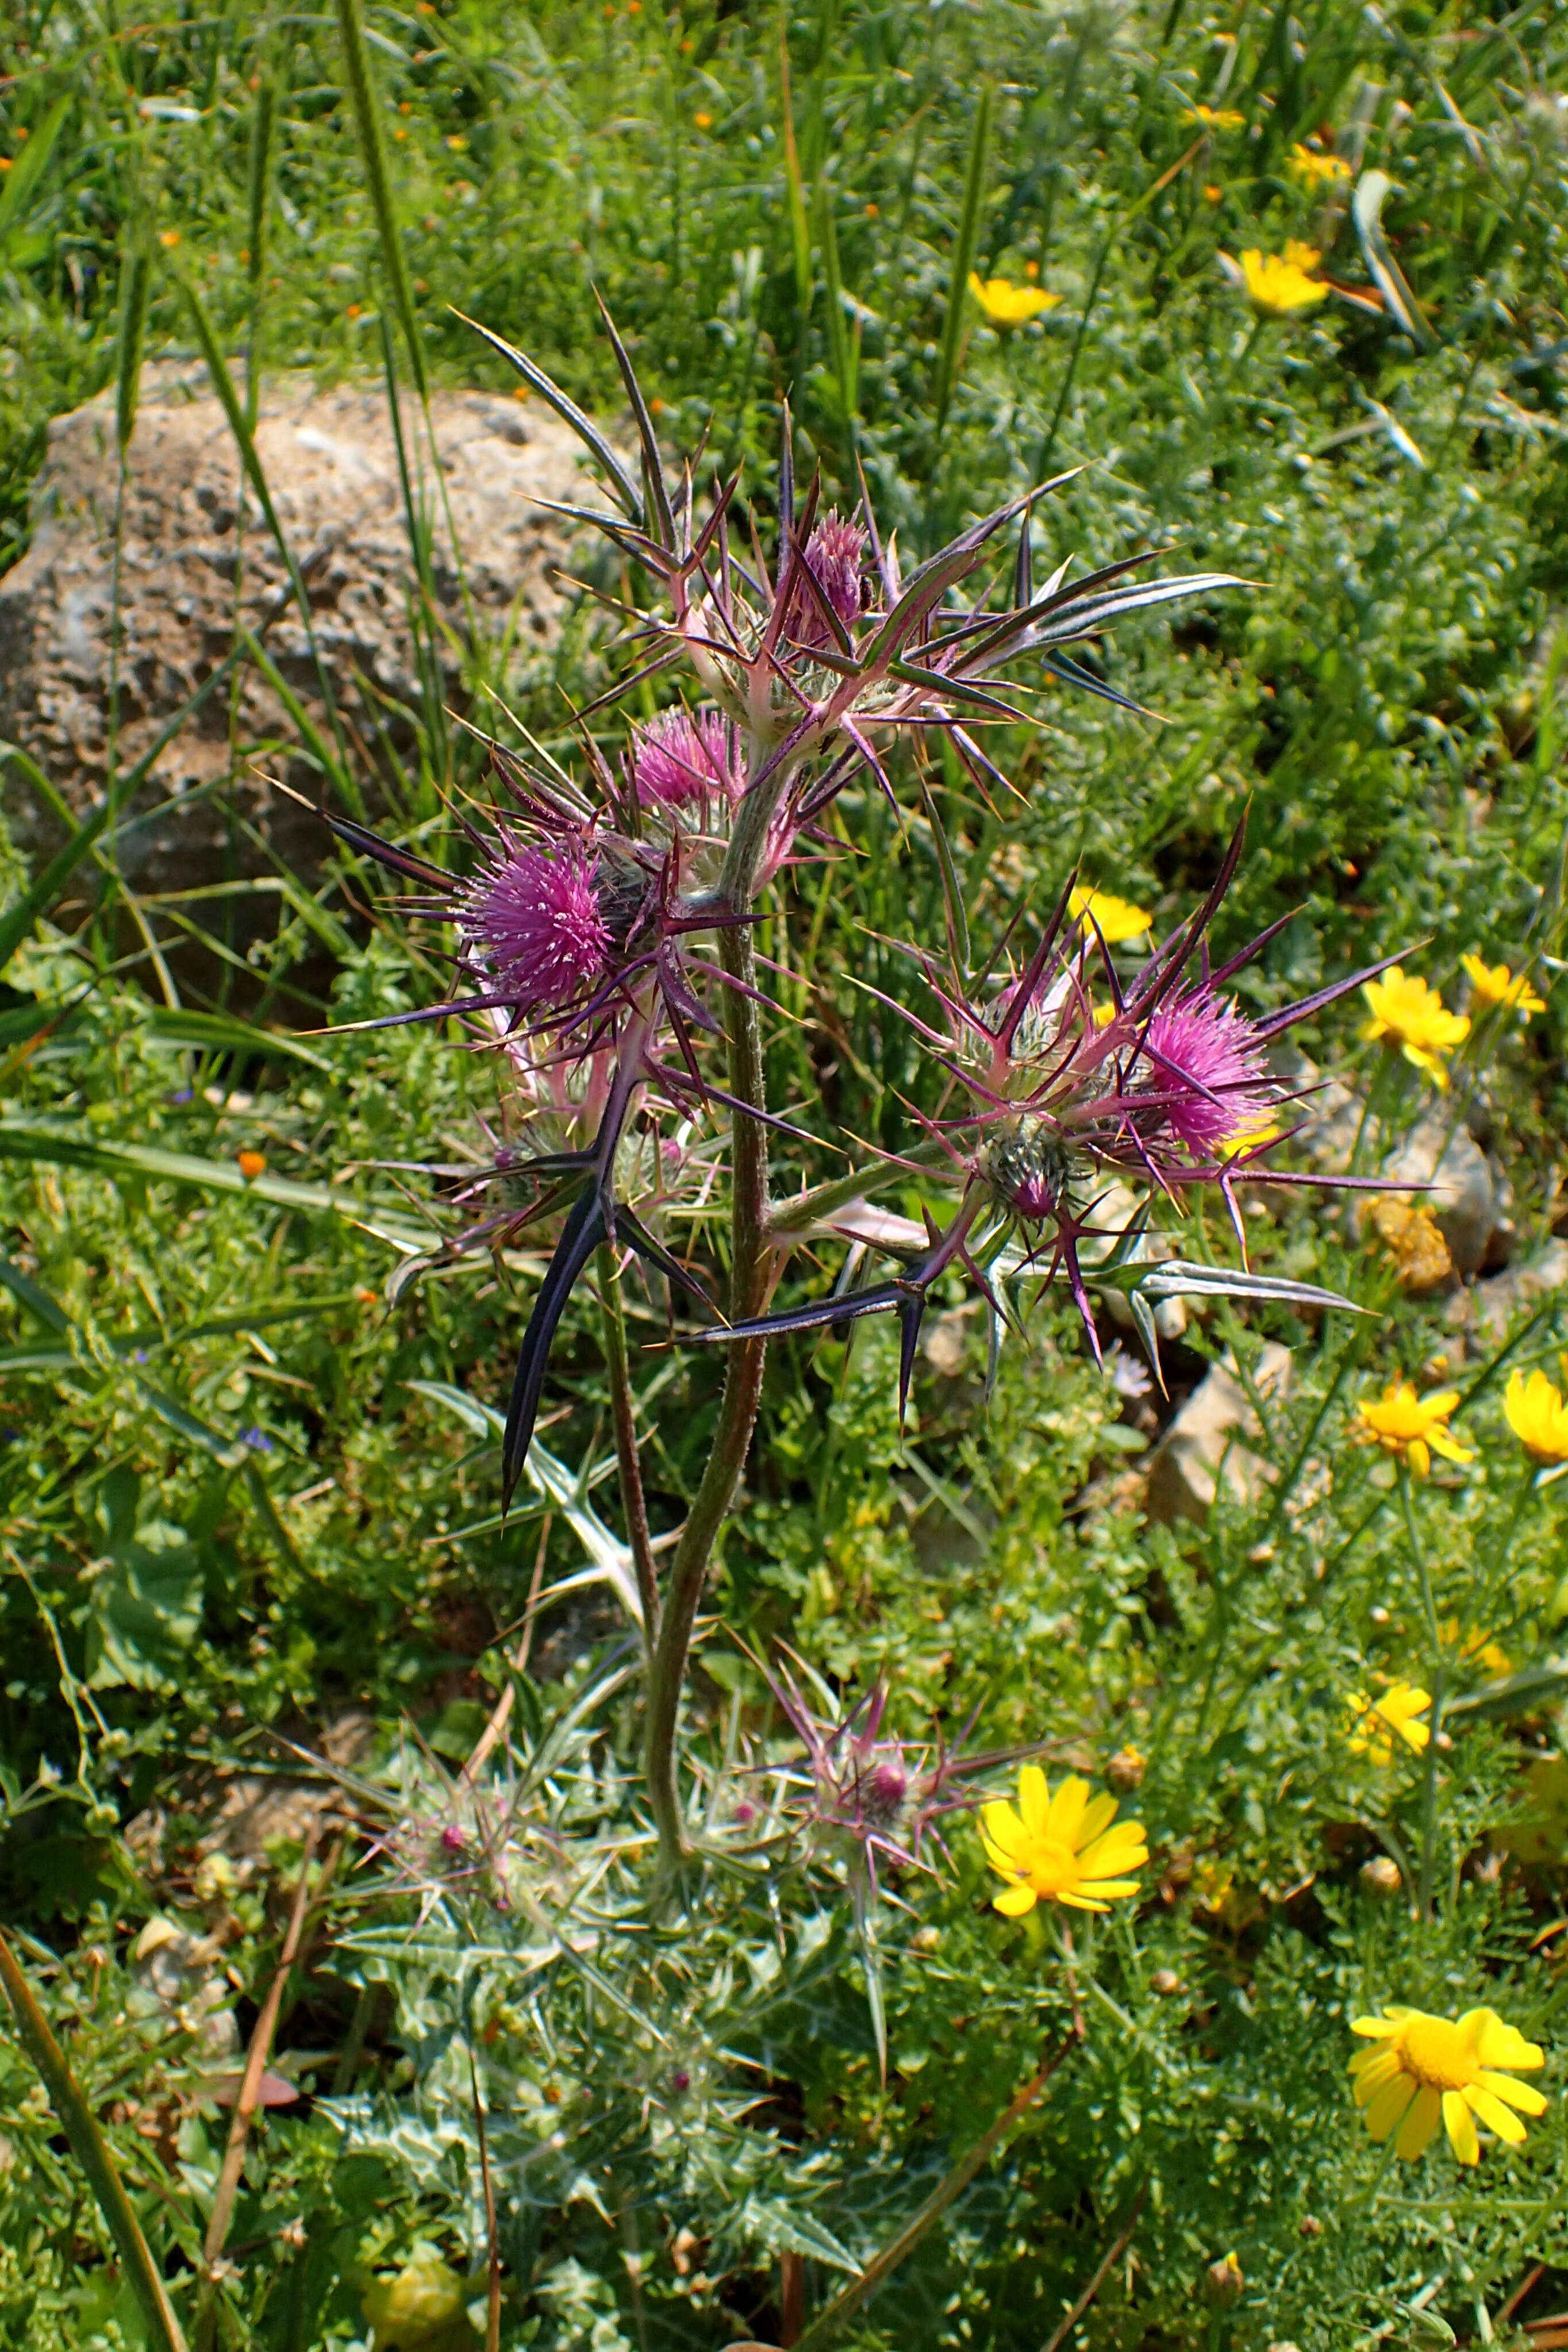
[1021,1835,1080,1897]
[1396,2015,1477,2092]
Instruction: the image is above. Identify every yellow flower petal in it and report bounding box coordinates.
[1045,1774,1087,1843]
[1475,2069,1547,2115]
[1471,2013,1544,2072]
[1365,2073,1416,2139]
[1443,2090,1481,2165]
[1352,2050,1404,2103]
[1075,1791,1120,1850]
[981,1800,1026,1854]
[993,1882,1037,1916]
[1068,885,1152,946]
[1396,2084,1442,2159]
[1463,2084,1527,2144]
[1350,2013,1404,2039]
[1079,1826,1149,1877]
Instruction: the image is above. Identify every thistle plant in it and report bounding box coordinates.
[325,305,1396,1873]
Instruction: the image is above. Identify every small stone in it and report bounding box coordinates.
[1467,1243,1568,1345]
[921,1302,981,1375]
[1360,1855,1402,1897]
[1377,1115,1496,1277]
[1145,1342,1293,1526]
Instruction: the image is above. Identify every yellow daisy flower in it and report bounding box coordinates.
[1238,245,1327,314]
[1069,883,1152,944]
[968,272,1060,326]
[981,1764,1147,1917]
[1461,954,1545,1021]
[1355,1382,1473,1478]
[1350,2006,1547,2164]
[1184,103,1244,130]
[1439,1619,1512,1678]
[1346,1680,1431,1762]
[1287,143,1352,190]
[1360,967,1470,1086]
[1505,1367,1568,1466]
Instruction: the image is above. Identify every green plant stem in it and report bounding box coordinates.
[792,2031,1080,2350]
[0,1930,188,2352]
[644,920,770,1869]
[598,1242,660,1650]
[1398,1465,1443,1923]
[931,81,991,443]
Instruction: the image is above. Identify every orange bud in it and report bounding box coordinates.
[237,1150,267,1180]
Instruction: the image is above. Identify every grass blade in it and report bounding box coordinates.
[116,243,152,455]
[244,67,278,429]
[0,1930,189,2352]
[178,276,363,812]
[0,645,249,975]
[779,9,813,314]
[0,95,70,258]
[1353,169,1436,350]
[817,174,856,433]
[931,81,991,442]
[333,0,429,402]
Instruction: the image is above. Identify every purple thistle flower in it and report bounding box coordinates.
[463,842,613,1016]
[1137,987,1273,1156]
[762,1656,995,1894]
[631,708,746,810]
[792,509,867,647]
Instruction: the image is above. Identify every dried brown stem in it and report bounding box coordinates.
[194,1826,321,2351]
[1040,2182,1146,2352]
[792,2030,1081,2350]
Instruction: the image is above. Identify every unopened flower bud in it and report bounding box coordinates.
[1298,2215,1323,2238]
[1360,1855,1401,1898]
[1151,1967,1182,1996]
[1204,2253,1244,2309]
[1107,1746,1145,1792]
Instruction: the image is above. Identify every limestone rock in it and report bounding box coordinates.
[0,363,598,909]
[1455,1240,1568,1347]
[1277,1052,1501,1274]
[1146,1341,1293,1526]
[1377,1114,1497,1278]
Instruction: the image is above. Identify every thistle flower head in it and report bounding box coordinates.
[463,841,613,1016]
[793,509,868,646]
[631,706,746,811]
[761,1655,997,1896]
[1139,986,1274,1156]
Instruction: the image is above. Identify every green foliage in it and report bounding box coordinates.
[2,0,1568,2343]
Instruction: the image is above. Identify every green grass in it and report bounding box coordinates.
[3,0,1568,2344]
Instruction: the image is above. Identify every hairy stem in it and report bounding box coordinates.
[644,921,770,1866]
[598,1242,661,1650]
